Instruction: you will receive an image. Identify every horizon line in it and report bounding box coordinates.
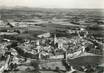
[0,5,104,9]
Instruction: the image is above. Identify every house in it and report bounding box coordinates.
[37,32,51,38]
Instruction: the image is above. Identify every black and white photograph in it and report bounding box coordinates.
[0,0,104,73]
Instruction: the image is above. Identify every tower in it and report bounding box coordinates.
[54,34,57,45]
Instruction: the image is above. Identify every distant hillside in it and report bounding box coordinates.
[0,6,104,14]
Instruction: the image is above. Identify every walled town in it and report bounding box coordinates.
[0,9,104,73]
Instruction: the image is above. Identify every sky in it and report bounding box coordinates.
[0,0,104,8]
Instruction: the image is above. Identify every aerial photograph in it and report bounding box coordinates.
[0,0,104,73]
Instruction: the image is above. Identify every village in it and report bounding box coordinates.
[0,8,103,73]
